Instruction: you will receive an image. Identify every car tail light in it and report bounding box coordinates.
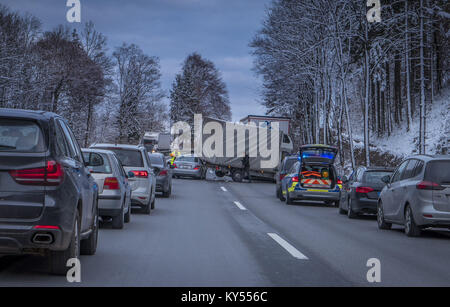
[9,161,64,186]
[337,179,343,185]
[193,166,200,170]
[416,181,444,190]
[292,176,299,182]
[131,170,148,178]
[104,177,120,190]
[280,174,286,181]
[355,187,374,194]
[159,170,168,176]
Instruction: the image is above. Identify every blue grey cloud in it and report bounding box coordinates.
[2,0,271,121]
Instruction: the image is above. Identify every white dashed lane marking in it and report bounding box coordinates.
[221,186,228,192]
[233,201,247,210]
[267,233,309,260]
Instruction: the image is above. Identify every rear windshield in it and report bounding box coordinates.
[425,161,450,185]
[149,154,164,166]
[0,119,46,152]
[283,158,297,172]
[363,171,393,184]
[99,148,143,167]
[83,152,112,174]
[176,156,196,163]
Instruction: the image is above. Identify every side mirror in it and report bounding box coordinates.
[381,175,391,184]
[127,171,135,178]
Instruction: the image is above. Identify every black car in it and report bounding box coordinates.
[0,109,99,275]
[276,155,298,201]
[148,153,172,197]
[339,166,393,218]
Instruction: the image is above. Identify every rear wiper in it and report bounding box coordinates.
[0,144,16,149]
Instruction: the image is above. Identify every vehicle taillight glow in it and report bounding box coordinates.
[9,161,64,186]
[159,170,168,176]
[292,176,299,182]
[280,174,286,181]
[104,177,120,190]
[193,166,200,170]
[33,225,60,230]
[416,181,444,190]
[355,187,374,194]
[337,179,343,185]
[131,170,148,178]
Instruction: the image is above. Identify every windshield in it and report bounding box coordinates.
[363,171,393,184]
[0,119,46,152]
[97,148,143,167]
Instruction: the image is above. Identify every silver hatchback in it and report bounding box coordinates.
[378,155,450,237]
[82,149,132,229]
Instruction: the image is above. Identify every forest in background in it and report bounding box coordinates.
[251,0,449,168]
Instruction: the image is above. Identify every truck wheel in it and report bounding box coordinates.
[50,211,80,275]
[232,170,243,182]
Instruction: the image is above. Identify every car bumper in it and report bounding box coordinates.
[415,205,450,227]
[173,168,201,178]
[289,189,340,202]
[353,198,378,213]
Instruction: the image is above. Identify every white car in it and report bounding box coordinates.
[90,144,156,214]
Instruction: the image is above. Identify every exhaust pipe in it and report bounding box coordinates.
[32,233,54,244]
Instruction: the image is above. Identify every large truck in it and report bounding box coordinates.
[141,132,171,155]
[198,116,294,182]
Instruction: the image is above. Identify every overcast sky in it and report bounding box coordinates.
[2,0,271,121]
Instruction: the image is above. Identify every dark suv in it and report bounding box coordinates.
[0,109,99,274]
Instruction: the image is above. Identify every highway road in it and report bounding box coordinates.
[1,173,450,286]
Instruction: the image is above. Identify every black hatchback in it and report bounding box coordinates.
[0,109,99,275]
[339,166,393,218]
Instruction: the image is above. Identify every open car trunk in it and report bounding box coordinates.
[300,164,336,189]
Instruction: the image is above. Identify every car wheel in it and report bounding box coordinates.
[50,210,80,275]
[124,204,131,223]
[347,198,357,219]
[163,185,171,198]
[285,189,294,205]
[112,206,125,229]
[377,201,392,230]
[151,191,155,210]
[405,205,421,237]
[81,198,99,255]
[143,198,151,215]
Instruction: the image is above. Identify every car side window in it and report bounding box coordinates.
[112,155,126,178]
[56,120,77,159]
[62,122,83,163]
[402,159,418,180]
[392,161,409,183]
[289,162,299,174]
[412,160,424,177]
[54,120,70,158]
[356,169,364,182]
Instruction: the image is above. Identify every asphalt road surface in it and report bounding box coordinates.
[1,173,450,286]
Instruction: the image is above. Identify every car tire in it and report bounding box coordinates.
[151,193,155,210]
[143,198,151,215]
[405,205,421,237]
[377,201,392,230]
[285,190,294,205]
[81,199,99,255]
[124,204,131,223]
[50,210,80,275]
[277,187,286,201]
[163,185,171,198]
[347,198,357,219]
[112,206,125,229]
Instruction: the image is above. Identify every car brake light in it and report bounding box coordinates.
[280,174,286,181]
[355,187,374,193]
[159,170,168,176]
[131,170,148,178]
[292,176,299,182]
[193,166,200,170]
[33,225,60,230]
[416,181,444,190]
[9,161,64,186]
[337,179,343,185]
[104,177,120,190]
